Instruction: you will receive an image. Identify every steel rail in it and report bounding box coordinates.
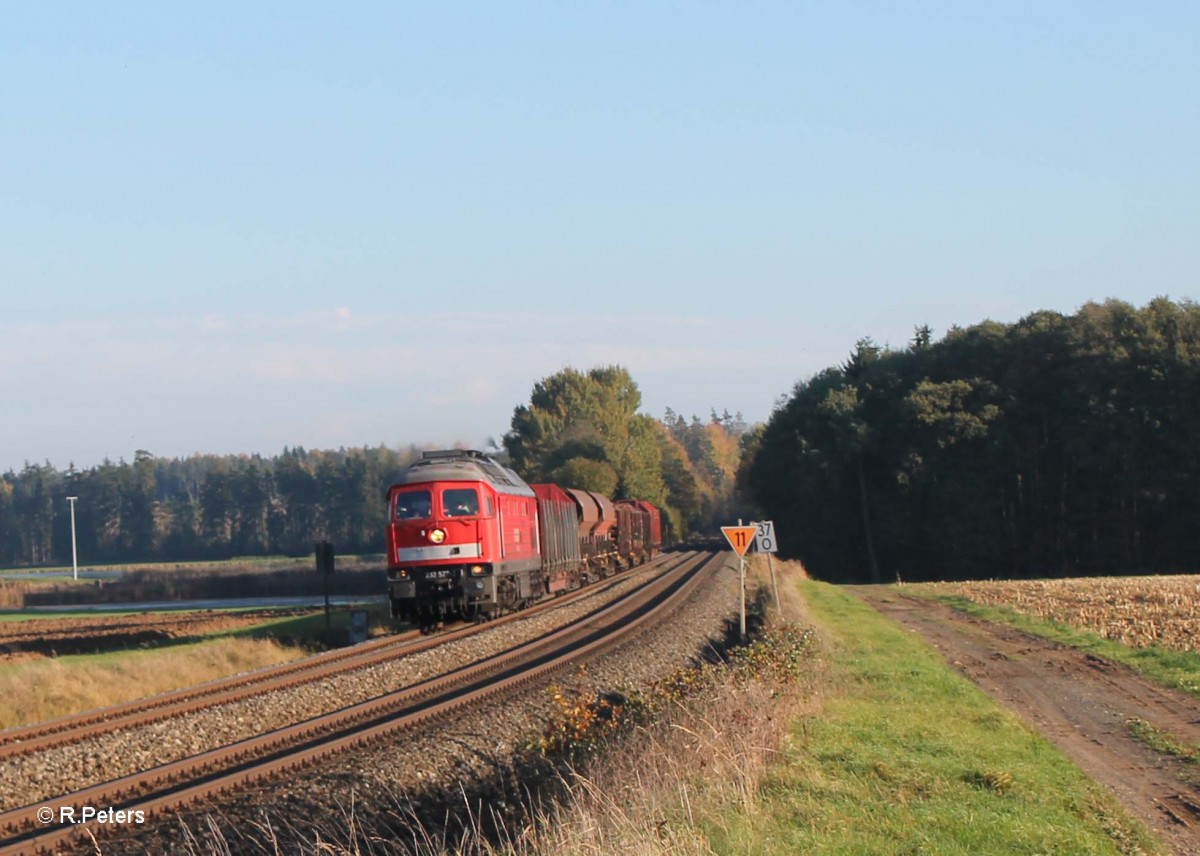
[0,550,721,856]
[0,552,687,764]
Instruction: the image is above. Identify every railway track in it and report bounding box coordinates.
[0,550,718,855]
[0,551,682,766]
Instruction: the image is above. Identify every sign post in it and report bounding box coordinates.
[721,523,757,642]
[66,496,79,582]
[315,541,335,639]
[754,520,781,611]
[348,609,368,645]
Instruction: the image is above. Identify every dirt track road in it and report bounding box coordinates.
[851,586,1200,856]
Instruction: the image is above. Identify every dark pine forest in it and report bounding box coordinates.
[744,298,1200,583]
[0,446,411,567]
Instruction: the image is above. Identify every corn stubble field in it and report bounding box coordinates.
[925,575,1200,652]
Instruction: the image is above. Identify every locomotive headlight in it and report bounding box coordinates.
[429,528,446,544]
[398,568,410,579]
[470,565,485,576]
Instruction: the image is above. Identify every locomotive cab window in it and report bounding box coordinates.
[395,490,432,520]
[444,488,479,517]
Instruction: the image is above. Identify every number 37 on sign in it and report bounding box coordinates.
[753,520,778,554]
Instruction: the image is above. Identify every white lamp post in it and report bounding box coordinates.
[66,496,79,581]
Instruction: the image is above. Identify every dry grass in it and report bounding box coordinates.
[0,581,55,609]
[512,671,818,855]
[0,636,307,730]
[925,575,1200,653]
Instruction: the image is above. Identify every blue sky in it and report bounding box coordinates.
[3,2,1196,472]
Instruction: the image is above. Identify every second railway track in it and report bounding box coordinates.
[0,550,720,855]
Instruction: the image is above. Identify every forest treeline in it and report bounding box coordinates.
[0,446,413,566]
[0,367,747,567]
[15,296,1190,582]
[743,298,1200,583]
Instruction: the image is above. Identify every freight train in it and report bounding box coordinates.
[385,449,663,627]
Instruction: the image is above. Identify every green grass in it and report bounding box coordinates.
[915,591,1200,697]
[0,610,147,622]
[1125,718,1200,765]
[231,603,394,645]
[717,581,1161,856]
[0,573,82,584]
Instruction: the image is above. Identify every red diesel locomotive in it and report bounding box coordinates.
[385,449,662,626]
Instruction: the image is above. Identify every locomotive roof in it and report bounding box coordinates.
[385,450,535,497]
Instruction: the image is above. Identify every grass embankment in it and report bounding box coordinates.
[506,569,1158,856]
[0,604,393,730]
[911,589,1200,697]
[738,581,1158,855]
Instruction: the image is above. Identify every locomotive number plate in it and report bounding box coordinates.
[425,569,453,579]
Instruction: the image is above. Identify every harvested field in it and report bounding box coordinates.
[922,575,1200,652]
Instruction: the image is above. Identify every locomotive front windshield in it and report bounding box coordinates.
[395,490,432,520]
[443,488,479,517]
